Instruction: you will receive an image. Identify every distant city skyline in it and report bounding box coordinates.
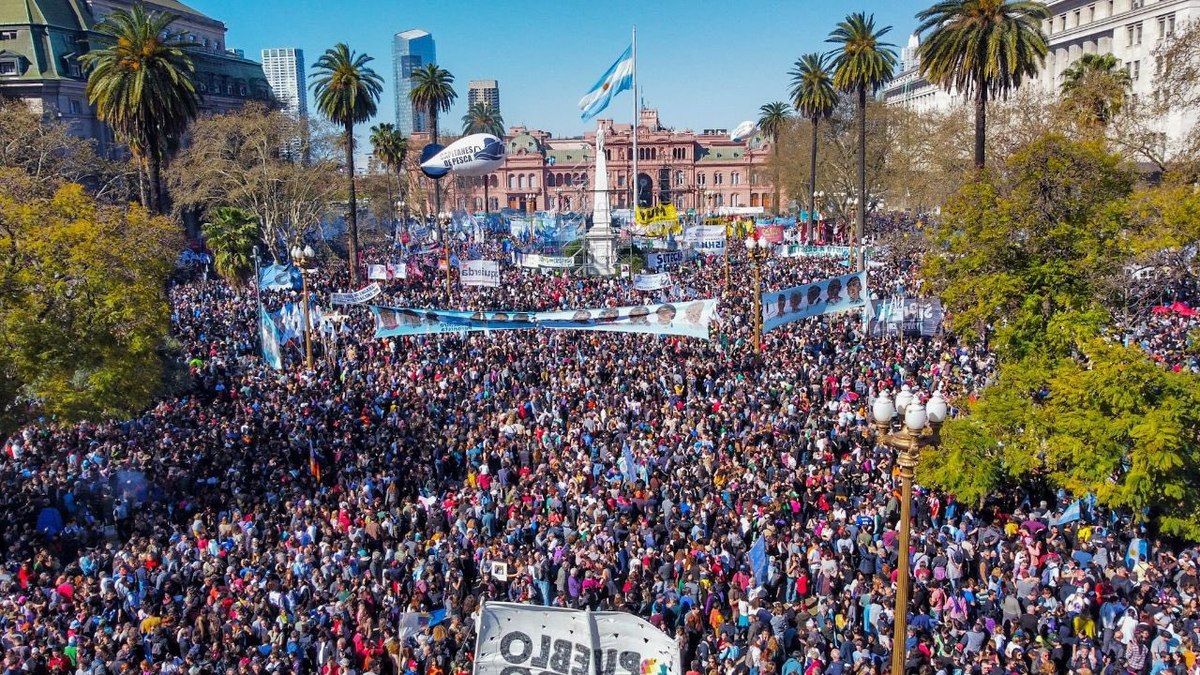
[391,29,435,137]
[185,0,934,143]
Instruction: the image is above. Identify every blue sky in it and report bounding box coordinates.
[188,0,930,139]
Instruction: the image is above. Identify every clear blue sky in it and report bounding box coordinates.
[188,0,929,140]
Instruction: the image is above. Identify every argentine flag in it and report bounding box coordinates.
[579,45,633,120]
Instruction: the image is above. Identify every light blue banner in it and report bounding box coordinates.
[762,271,868,333]
[370,307,537,338]
[259,303,283,370]
[258,264,302,291]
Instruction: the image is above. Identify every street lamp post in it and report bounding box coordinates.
[744,234,771,353]
[872,388,947,675]
[437,211,452,298]
[289,244,316,370]
[811,191,825,244]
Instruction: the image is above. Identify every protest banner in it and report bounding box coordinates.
[461,260,501,288]
[761,271,869,333]
[633,273,671,291]
[330,283,382,305]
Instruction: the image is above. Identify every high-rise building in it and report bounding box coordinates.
[392,29,435,137]
[468,79,500,112]
[261,48,307,118]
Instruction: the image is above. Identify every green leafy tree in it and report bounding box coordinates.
[202,206,259,283]
[80,4,199,213]
[0,183,182,433]
[370,123,408,227]
[915,0,1050,170]
[827,13,897,268]
[789,53,839,238]
[1061,53,1133,131]
[757,102,792,215]
[410,64,457,216]
[310,43,384,286]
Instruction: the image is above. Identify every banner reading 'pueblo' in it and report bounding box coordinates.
[761,270,868,333]
[474,602,681,675]
[369,299,718,340]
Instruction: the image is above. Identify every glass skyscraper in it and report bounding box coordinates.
[392,29,436,137]
[261,48,307,118]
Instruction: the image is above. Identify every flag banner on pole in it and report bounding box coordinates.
[475,602,681,675]
[258,264,303,291]
[749,535,769,587]
[370,299,719,340]
[633,272,671,291]
[579,45,634,120]
[330,283,382,305]
[461,260,501,287]
[761,271,868,333]
[259,303,283,370]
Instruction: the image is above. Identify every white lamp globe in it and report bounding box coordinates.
[905,401,928,432]
[872,392,895,425]
[894,386,913,417]
[927,391,948,424]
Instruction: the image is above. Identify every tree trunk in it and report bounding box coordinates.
[431,108,441,218]
[809,117,819,244]
[856,85,867,272]
[345,119,360,286]
[147,136,163,214]
[136,159,148,211]
[773,139,781,216]
[974,87,988,170]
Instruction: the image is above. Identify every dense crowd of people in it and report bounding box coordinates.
[0,221,1198,675]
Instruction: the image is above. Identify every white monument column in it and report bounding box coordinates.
[585,124,618,275]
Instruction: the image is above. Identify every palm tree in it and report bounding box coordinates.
[80,4,199,214]
[916,0,1050,169]
[1060,53,1132,130]
[828,12,897,271]
[370,123,408,231]
[789,53,839,243]
[409,64,457,214]
[310,43,384,286]
[757,102,792,216]
[202,207,259,283]
[462,102,504,214]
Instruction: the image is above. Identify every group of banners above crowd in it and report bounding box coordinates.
[257,254,944,368]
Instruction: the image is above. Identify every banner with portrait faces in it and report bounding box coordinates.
[761,271,868,333]
[536,299,717,340]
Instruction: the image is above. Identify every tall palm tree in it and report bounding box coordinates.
[310,43,384,286]
[370,123,408,230]
[757,102,792,215]
[202,206,259,283]
[80,4,199,214]
[789,53,839,243]
[462,101,504,214]
[828,12,897,271]
[1060,53,1132,130]
[410,64,457,217]
[916,0,1049,169]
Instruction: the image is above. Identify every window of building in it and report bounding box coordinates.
[714,172,723,185]
[697,173,705,186]
[730,194,740,208]
[1107,0,1113,15]
[731,172,741,186]
[1059,14,1067,31]
[0,30,17,40]
[1131,0,1144,9]
[1073,9,1081,26]
[618,174,626,187]
[69,99,81,114]
[1132,60,1140,80]
[1159,13,1175,38]
[1088,4,1095,21]
[675,170,685,186]
[507,174,515,190]
[529,174,538,189]
[0,60,16,76]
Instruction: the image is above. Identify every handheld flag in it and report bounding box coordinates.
[579,45,634,120]
[749,535,768,587]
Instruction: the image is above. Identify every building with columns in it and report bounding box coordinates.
[882,0,1200,150]
[414,108,784,215]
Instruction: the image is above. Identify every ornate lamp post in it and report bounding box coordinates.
[743,234,771,353]
[437,212,453,297]
[288,244,316,370]
[872,388,947,675]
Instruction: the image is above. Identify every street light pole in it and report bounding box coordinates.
[744,234,770,353]
[289,244,316,370]
[438,212,452,298]
[871,389,947,675]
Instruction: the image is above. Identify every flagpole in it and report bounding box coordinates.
[630,25,637,281]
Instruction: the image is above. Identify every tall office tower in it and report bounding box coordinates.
[392,29,436,137]
[467,79,500,112]
[261,48,307,118]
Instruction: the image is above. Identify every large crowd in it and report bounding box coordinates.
[0,219,1198,675]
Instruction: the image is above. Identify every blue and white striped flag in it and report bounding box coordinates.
[579,45,633,120]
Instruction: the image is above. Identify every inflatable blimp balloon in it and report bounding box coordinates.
[419,133,506,177]
[730,120,758,142]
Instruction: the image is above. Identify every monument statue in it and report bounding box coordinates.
[586,123,618,275]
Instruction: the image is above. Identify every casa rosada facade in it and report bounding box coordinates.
[410,109,784,215]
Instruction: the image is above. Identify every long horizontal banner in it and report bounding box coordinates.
[330,283,382,306]
[683,225,725,243]
[777,244,852,258]
[370,298,718,340]
[646,250,691,270]
[461,259,501,287]
[475,602,681,675]
[633,272,671,291]
[693,238,726,256]
[762,271,868,333]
